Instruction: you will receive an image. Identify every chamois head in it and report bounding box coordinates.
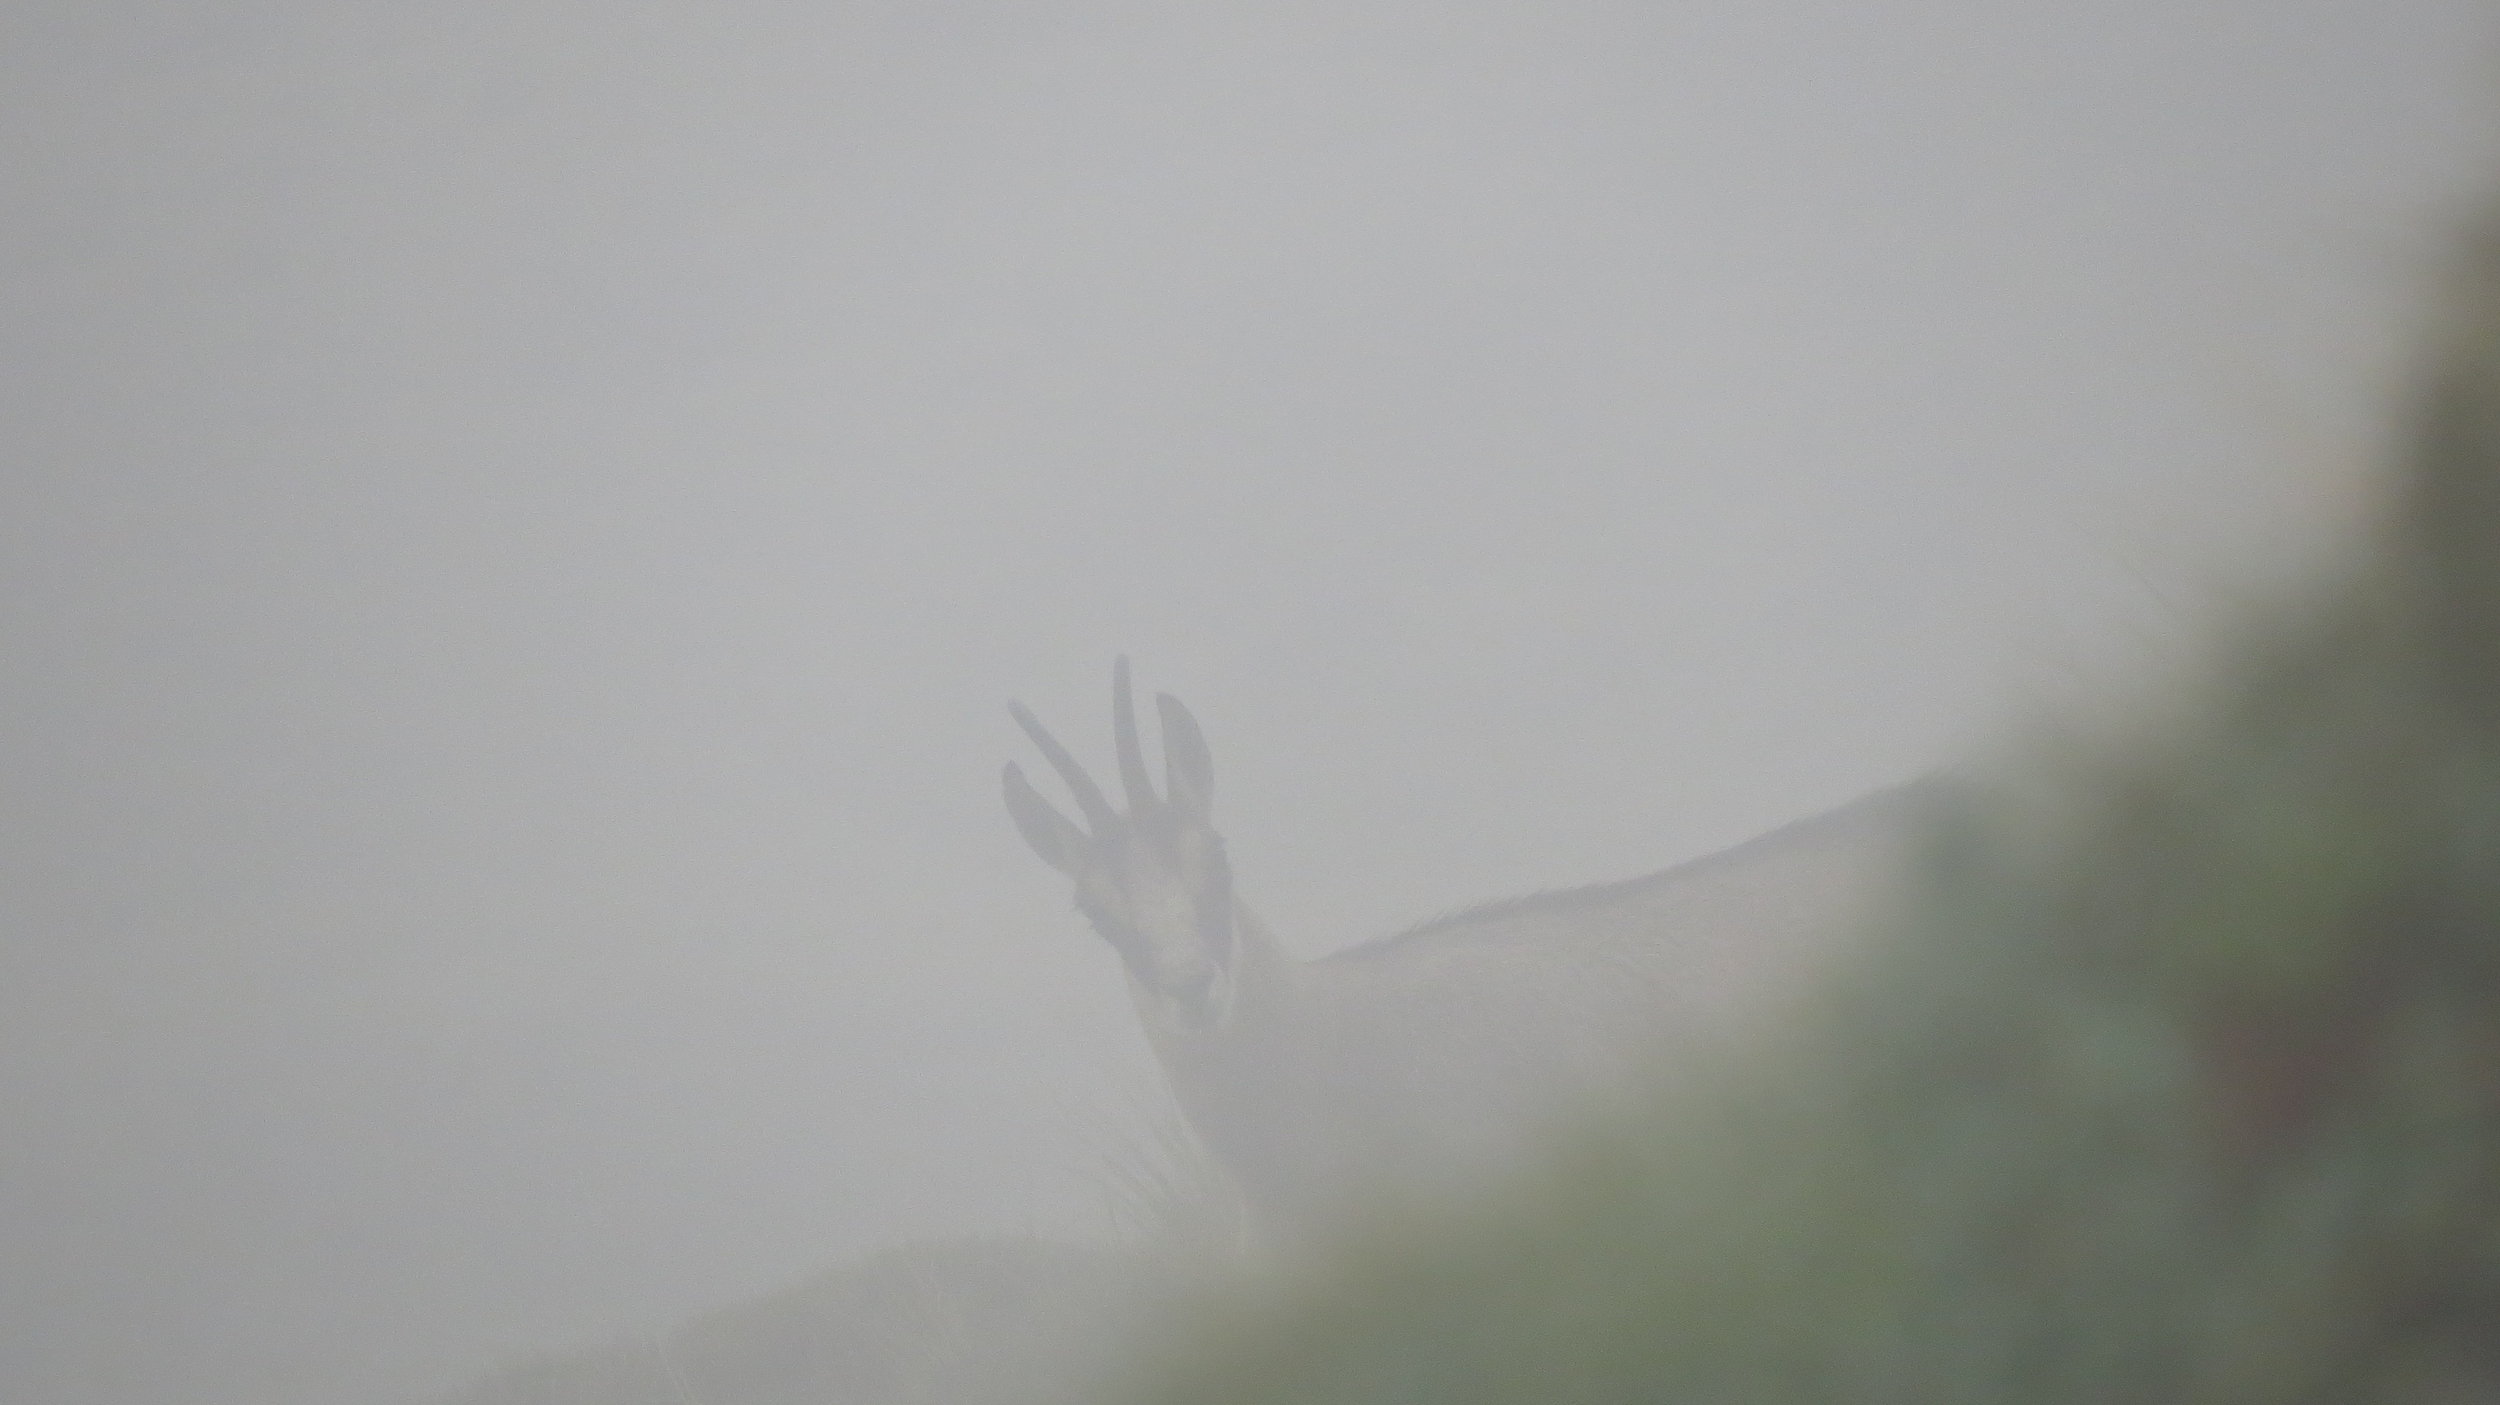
[1005,658,1236,1031]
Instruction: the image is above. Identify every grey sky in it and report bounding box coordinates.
[2,3,2494,1402]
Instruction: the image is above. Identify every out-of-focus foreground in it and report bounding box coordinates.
[1112,216,2500,1403]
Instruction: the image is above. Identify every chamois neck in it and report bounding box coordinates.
[1224,899,1300,1004]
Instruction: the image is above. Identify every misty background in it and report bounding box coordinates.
[2,3,2494,1402]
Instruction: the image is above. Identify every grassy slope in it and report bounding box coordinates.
[441,204,2500,1405]
[444,1236,1175,1405]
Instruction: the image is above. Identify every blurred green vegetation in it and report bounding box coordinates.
[1116,219,2500,1405]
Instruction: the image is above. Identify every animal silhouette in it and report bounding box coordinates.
[1005,661,1932,1235]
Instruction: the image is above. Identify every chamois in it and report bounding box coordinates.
[1005,661,1934,1237]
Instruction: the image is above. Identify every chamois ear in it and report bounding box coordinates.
[1003,762,1089,875]
[1158,693,1215,819]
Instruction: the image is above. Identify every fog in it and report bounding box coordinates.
[2,4,2493,1402]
